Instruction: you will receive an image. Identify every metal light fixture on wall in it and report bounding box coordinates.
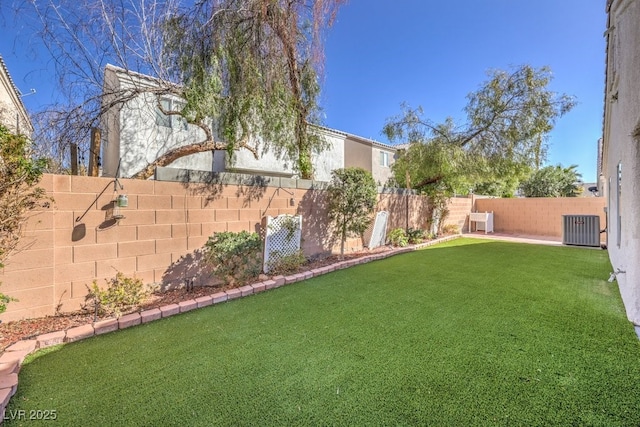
[111,194,128,221]
[117,194,128,208]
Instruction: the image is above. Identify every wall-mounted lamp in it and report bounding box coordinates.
[290,197,295,206]
[117,194,128,208]
[111,195,128,221]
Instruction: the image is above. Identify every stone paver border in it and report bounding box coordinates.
[0,235,462,420]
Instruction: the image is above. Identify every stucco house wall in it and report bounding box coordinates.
[222,127,346,181]
[0,55,33,135]
[602,0,640,325]
[102,65,219,178]
[344,135,396,185]
[344,136,372,171]
[102,65,348,181]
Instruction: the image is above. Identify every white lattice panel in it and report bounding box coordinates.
[263,214,302,273]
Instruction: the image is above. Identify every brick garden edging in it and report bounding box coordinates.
[0,234,460,420]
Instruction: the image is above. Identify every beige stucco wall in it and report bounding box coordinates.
[344,136,396,185]
[100,67,122,177]
[602,0,640,324]
[371,146,396,186]
[344,137,372,171]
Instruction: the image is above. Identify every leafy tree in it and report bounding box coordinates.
[472,159,532,197]
[390,134,470,233]
[326,167,378,257]
[519,164,582,197]
[18,0,346,179]
[0,125,47,312]
[385,65,575,190]
[385,65,575,227]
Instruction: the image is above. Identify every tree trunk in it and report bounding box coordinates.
[340,220,347,257]
[269,5,313,179]
[129,133,254,180]
[130,141,224,179]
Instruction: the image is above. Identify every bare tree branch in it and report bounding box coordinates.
[18,0,347,179]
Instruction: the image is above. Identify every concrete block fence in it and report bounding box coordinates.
[0,172,605,322]
[475,197,606,238]
[0,235,461,420]
[0,174,445,322]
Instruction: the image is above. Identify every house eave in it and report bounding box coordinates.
[0,54,34,134]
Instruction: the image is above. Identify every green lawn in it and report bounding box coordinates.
[6,238,640,426]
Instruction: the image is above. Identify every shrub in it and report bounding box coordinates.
[267,250,307,275]
[388,228,408,247]
[442,224,460,235]
[85,272,149,318]
[407,227,425,244]
[1,124,46,313]
[519,164,582,197]
[327,167,378,256]
[204,231,263,284]
[0,294,16,314]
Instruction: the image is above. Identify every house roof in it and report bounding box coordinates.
[105,64,399,152]
[0,54,33,133]
[312,124,398,151]
[105,63,182,91]
[601,0,614,174]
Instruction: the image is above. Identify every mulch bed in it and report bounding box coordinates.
[0,245,395,351]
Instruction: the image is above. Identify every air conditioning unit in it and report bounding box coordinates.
[562,215,600,247]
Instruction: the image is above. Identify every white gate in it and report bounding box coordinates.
[368,211,389,249]
[263,214,302,273]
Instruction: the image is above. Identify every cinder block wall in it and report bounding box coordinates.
[446,197,473,232]
[475,197,606,238]
[377,192,431,231]
[2,173,607,322]
[0,174,435,321]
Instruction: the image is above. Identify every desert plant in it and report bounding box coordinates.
[388,228,409,247]
[442,224,460,235]
[84,272,149,318]
[407,227,426,244]
[204,231,263,284]
[267,250,307,276]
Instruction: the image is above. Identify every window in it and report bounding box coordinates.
[380,151,389,167]
[155,97,188,130]
[155,98,172,128]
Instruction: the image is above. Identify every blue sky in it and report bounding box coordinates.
[1,1,606,182]
[322,0,607,182]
